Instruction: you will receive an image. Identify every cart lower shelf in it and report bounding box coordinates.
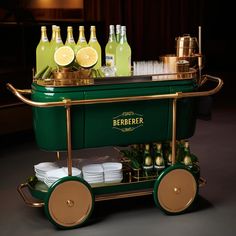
[18,164,206,229]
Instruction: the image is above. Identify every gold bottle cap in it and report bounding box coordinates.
[184,141,189,148]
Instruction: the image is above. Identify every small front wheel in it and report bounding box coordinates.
[45,176,94,229]
[153,164,198,214]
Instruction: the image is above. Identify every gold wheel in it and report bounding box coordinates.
[155,167,197,214]
[46,177,93,228]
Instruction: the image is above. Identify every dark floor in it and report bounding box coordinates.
[0,99,236,235]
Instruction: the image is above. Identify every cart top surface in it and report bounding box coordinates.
[32,70,197,92]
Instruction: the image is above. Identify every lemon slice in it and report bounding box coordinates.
[54,46,75,67]
[75,46,98,68]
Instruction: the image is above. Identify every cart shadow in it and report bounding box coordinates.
[89,195,156,225]
[88,195,214,226]
[192,195,214,212]
[28,195,213,229]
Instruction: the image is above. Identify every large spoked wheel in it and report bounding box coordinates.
[153,164,198,215]
[45,176,94,229]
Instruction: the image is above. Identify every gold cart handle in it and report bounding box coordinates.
[179,74,223,98]
[6,75,223,108]
[6,83,68,108]
[17,183,44,208]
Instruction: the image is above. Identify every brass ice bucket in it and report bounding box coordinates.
[51,68,93,86]
[176,34,198,57]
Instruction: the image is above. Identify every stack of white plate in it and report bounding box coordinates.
[82,164,104,184]
[102,162,123,183]
[82,162,123,184]
[34,162,59,182]
[44,167,82,187]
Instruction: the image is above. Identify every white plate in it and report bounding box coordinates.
[34,162,59,173]
[104,177,123,183]
[62,167,81,176]
[102,162,122,171]
[46,167,81,179]
[82,164,104,173]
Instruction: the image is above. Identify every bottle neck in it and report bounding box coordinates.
[67,30,75,43]
[51,25,57,42]
[144,145,150,154]
[79,29,86,42]
[90,27,97,42]
[120,31,127,44]
[116,25,121,42]
[184,144,190,155]
[41,28,48,42]
[108,25,116,43]
[108,30,116,42]
[51,30,56,42]
[55,29,62,44]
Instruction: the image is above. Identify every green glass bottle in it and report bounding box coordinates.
[36,26,50,74]
[116,24,121,43]
[65,26,76,50]
[142,144,153,177]
[153,143,165,174]
[49,26,64,70]
[182,141,193,168]
[88,25,102,70]
[166,141,173,166]
[116,26,132,76]
[105,25,117,67]
[176,140,185,163]
[75,26,88,54]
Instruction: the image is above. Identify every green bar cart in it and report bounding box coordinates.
[6,71,223,229]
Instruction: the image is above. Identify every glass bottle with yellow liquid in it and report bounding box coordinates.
[105,25,117,67]
[36,26,50,74]
[88,25,102,70]
[65,26,76,50]
[116,26,132,76]
[49,26,64,70]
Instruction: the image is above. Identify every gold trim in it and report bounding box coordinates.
[91,178,156,188]
[6,75,223,108]
[16,89,32,94]
[171,98,177,165]
[95,189,153,202]
[17,183,44,208]
[65,100,72,176]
